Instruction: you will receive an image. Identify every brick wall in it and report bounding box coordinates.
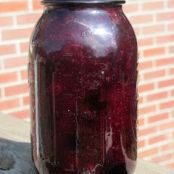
[0,0,174,169]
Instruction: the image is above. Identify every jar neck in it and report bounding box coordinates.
[42,0,125,5]
[42,1,125,9]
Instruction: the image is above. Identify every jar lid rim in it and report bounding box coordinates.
[42,0,125,4]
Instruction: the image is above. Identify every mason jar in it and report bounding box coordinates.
[29,0,138,174]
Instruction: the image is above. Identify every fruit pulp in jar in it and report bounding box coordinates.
[30,5,137,174]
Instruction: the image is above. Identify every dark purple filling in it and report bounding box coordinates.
[29,3,137,174]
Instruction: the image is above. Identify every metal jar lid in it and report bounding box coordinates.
[42,0,126,4]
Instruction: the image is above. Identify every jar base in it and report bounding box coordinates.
[34,163,135,174]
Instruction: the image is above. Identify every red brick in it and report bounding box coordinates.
[147,92,168,102]
[138,61,153,70]
[160,100,174,110]
[0,44,16,56]
[0,16,13,27]
[144,70,165,80]
[17,13,41,24]
[138,38,153,47]
[148,113,169,123]
[156,34,174,44]
[3,57,28,69]
[159,121,174,130]
[0,72,18,83]
[153,153,174,163]
[156,57,174,66]
[2,28,33,40]
[23,96,30,105]
[129,15,153,24]
[139,105,156,115]
[169,46,174,53]
[168,23,174,31]
[20,70,28,80]
[159,79,174,88]
[0,1,28,13]
[138,126,157,137]
[142,25,165,35]
[138,96,144,104]
[4,84,29,97]
[32,0,42,10]
[148,135,167,145]
[12,109,30,119]
[123,4,139,13]
[157,12,174,21]
[0,99,20,110]
[171,90,174,96]
[138,140,145,148]
[138,118,145,126]
[143,1,164,11]
[167,162,174,169]
[20,42,29,53]
[169,68,174,75]
[161,141,174,151]
[138,83,154,93]
[168,0,174,8]
[138,148,158,158]
[144,48,165,57]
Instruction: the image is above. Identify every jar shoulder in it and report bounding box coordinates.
[30,7,137,60]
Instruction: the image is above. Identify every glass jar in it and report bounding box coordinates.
[29,0,138,174]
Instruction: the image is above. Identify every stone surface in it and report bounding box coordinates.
[0,138,36,174]
[0,144,15,171]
